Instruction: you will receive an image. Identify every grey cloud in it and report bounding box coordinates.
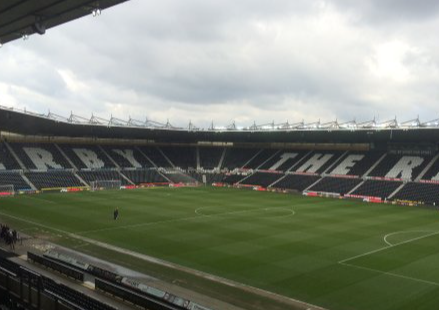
[1,0,439,127]
[330,0,439,23]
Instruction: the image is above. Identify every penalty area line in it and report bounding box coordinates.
[338,230,439,287]
[383,230,437,247]
[339,230,439,264]
[339,261,439,287]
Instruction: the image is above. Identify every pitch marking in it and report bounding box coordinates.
[79,206,296,235]
[339,230,439,264]
[194,206,295,217]
[383,230,437,247]
[339,230,439,286]
[339,261,439,287]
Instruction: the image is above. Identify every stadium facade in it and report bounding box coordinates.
[1,106,439,206]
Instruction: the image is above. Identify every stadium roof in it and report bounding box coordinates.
[2,106,439,145]
[0,0,129,45]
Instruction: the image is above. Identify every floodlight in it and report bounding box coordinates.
[92,8,101,17]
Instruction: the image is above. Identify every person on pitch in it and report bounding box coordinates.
[114,208,119,220]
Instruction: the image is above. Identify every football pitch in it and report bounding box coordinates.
[1,187,439,310]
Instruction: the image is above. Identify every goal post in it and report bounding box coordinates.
[0,184,15,197]
[90,180,122,192]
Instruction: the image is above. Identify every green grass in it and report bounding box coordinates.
[2,187,439,310]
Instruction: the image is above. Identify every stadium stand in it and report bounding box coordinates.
[138,146,171,167]
[189,171,225,184]
[0,142,21,170]
[2,129,439,205]
[102,146,153,168]
[420,156,439,181]
[271,174,321,192]
[350,180,403,199]
[326,151,384,177]
[26,171,84,189]
[367,154,433,180]
[42,277,117,310]
[243,149,279,169]
[308,176,363,195]
[163,170,198,183]
[0,172,31,191]
[0,256,119,310]
[221,148,260,170]
[121,169,168,184]
[10,143,73,170]
[28,252,85,282]
[258,150,307,171]
[222,174,247,185]
[199,147,224,170]
[392,182,439,205]
[160,146,196,170]
[291,151,344,174]
[240,172,284,187]
[77,170,130,185]
[60,144,116,169]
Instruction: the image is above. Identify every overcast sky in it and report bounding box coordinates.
[1,0,439,128]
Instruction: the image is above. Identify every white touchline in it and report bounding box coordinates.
[82,206,295,234]
[0,211,71,235]
[194,206,295,217]
[0,205,296,236]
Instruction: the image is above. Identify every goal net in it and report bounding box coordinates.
[0,184,15,197]
[90,180,122,192]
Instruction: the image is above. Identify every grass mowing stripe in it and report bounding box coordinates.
[2,187,439,310]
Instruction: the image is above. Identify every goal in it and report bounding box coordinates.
[90,180,122,192]
[0,184,15,197]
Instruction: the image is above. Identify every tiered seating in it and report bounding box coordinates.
[258,151,307,171]
[271,174,320,191]
[222,174,246,184]
[240,172,284,187]
[160,146,196,170]
[222,148,260,170]
[189,172,225,184]
[61,144,116,169]
[392,182,439,205]
[0,256,21,275]
[163,171,198,183]
[42,277,116,310]
[367,154,433,180]
[420,157,439,181]
[243,149,279,169]
[0,172,31,190]
[26,171,83,189]
[121,169,168,184]
[138,146,171,167]
[102,146,153,168]
[327,151,384,177]
[10,143,72,170]
[292,151,344,174]
[0,142,21,170]
[199,147,223,169]
[308,177,362,195]
[77,170,129,185]
[350,180,402,199]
